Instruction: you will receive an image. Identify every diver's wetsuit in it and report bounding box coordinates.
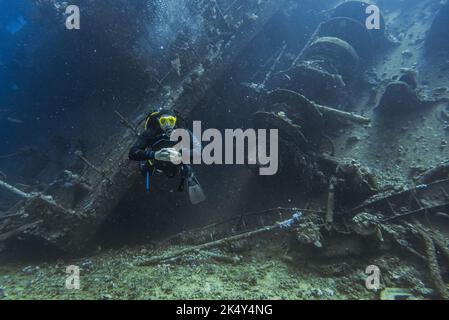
[128,126,200,191]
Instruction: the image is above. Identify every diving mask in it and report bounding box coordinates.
[158,115,177,131]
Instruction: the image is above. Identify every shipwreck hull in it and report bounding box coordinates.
[0,0,291,254]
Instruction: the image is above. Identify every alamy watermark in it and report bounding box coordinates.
[168,121,279,176]
[365,265,381,291]
[60,3,380,32]
[366,5,381,30]
[62,4,380,31]
[65,265,80,290]
[65,5,80,30]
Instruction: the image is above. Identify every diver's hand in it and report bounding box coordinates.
[155,148,182,163]
[154,148,172,162]
[166,148,182,164]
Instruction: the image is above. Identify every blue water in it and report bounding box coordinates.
[6,15,27,34]
[0,0,33,101]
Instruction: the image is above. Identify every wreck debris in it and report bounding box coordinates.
[139,212,303,266]
[331,1,386,42]
[166,207,325,246]
[252,110,329,192]
[375,69,448,115]
[337,187,449,299]
[0,178,88,250]
[334,160,378,207]
[244,45,288,94]
[431,229,449,266]
[376,79,423,114]
[267,89,371,125]
[379,222,427,262]
[114,110,139,137]
[171,56,182,77]
[258,44,287,93]
[318,17,373,59]
[44,171,93,209]
[289,21,324,69]
[379,288,417,300]
[276,1,389,106]
[0,146,36,159]
[399,69,418,90]
[413,222,449,300]
[287,183,449,297]
[0,194,84,250]
[0,221,43,242]
[0,179,34,200]
[0,213,23,221]
[416,160,449,184]
[205,251,241,264]
[323,179,449,298]
[302,36,360,81]
[74,150,111,183]
[325,176,337,230]
[61,170,92,192]
[346,212,382,237]
[252,106,374,198]
[295,213,325,249]
[252,111,309,149]
[348,179,449,217]
[382,203,449,223]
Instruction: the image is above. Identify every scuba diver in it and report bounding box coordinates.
[128,109,206,204]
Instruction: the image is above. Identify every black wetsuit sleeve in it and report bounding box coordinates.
[129,130,156,161]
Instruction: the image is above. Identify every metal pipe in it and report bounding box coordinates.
[0,179,32,199]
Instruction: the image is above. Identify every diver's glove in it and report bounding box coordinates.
[155,148,182,163]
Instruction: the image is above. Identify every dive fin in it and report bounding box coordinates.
[188,177,206,205]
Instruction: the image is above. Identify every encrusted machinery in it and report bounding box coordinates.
[246,2,385,199]
[273,1,388,106]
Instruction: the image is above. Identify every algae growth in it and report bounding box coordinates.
[0,238,434,300]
